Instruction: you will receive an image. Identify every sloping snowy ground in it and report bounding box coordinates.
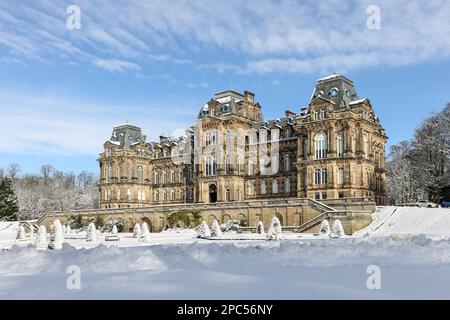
[354,206,450,237]
[1,206,450,299]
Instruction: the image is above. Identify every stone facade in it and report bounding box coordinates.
[98,74,387,211]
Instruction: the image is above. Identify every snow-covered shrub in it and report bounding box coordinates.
[100,219,123,233]
[66,224,71,234]
[140,222,151,242]
[257,221,265,234]
[48,219,64,250]
[267,217,282,240]
[195,221,211,238]
[318,219,330,236]
[16,225,26,240]
[220,220,240,232]
[133,223,141,238]
[211,220,222,237]
[86,222,97,242]
[112,225,118,234]
[330,220,345,238]
[36,225,47,246]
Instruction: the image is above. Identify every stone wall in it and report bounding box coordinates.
[40,197,375,235]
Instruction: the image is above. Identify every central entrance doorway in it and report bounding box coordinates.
[209,184,217,203]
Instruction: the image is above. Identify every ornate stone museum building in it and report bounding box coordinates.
[98,74,387,211]
[40,75,386,234]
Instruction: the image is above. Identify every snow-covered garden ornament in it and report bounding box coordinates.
[257,221,265,235]
[211,220,222,237]
[36,225,48,246]
[16,225,26,240]
[140,222,151,242]
[86,222,97,242]
[196,221,211,238]
[48,219,64,250]
[133,223,141,238]
[318,219,330,236]
[267,216,282,240]
[330,219,345,238]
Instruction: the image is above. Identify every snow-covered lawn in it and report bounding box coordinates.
[1,206,450,299]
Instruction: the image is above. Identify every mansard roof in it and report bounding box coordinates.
[310,74,360,110]
[107,123,146,150]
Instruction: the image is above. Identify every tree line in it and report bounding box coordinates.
[386,103,449,204]
[0,164,98,221]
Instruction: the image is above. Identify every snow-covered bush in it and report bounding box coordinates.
[140,222,151,242]
[66,224,71,234]
[112,225,118,235]
[220,220,240,232]
[318,219,330,236]
[48,219,64,250]
[267,217,282,240]
[16,225,26,240]
[195,221,211,238]
[330,220,345,238]
[86,222,97,242]
[257,221,265,234]
[36,225,47,246]
[133,223,141,238]
[211,220,222,237]
[100,219,123,233]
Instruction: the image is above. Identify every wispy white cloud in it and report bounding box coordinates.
[93,58,140,73]
[0,0,449,74]
[0,89,195,156]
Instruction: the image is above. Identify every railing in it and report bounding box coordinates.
[306,198,336,213]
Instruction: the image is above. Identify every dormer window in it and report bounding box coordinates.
[345,90,352,98]
[200,110,207,117]
[329,88,339,97]
[221,104,230,113]
[315,91,324,98]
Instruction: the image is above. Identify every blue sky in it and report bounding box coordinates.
[0,0,449,174]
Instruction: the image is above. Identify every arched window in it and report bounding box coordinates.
[337,132,344,158]
[225,189,231,202]
[225,154,232,174]
[314,133,328,159]
[205,156,217,176]
[137,165,144,183]
[248,160,254,175]
[284,178,291,193]
[322,168,327,185]
[272,180,278,194]
[261,180,267,195]
[338,167,344,185]
[314,169,321,185]
[106,166,112,182]
[329,87,339,97]
[284,154,291,172]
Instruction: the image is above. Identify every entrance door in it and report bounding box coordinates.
[209,184,217,203]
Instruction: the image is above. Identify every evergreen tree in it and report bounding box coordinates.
[267,216,282,240]
[0,177,19,221]
[318,219,330,236]
[211,220,222,237]
[133,223,141,238]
